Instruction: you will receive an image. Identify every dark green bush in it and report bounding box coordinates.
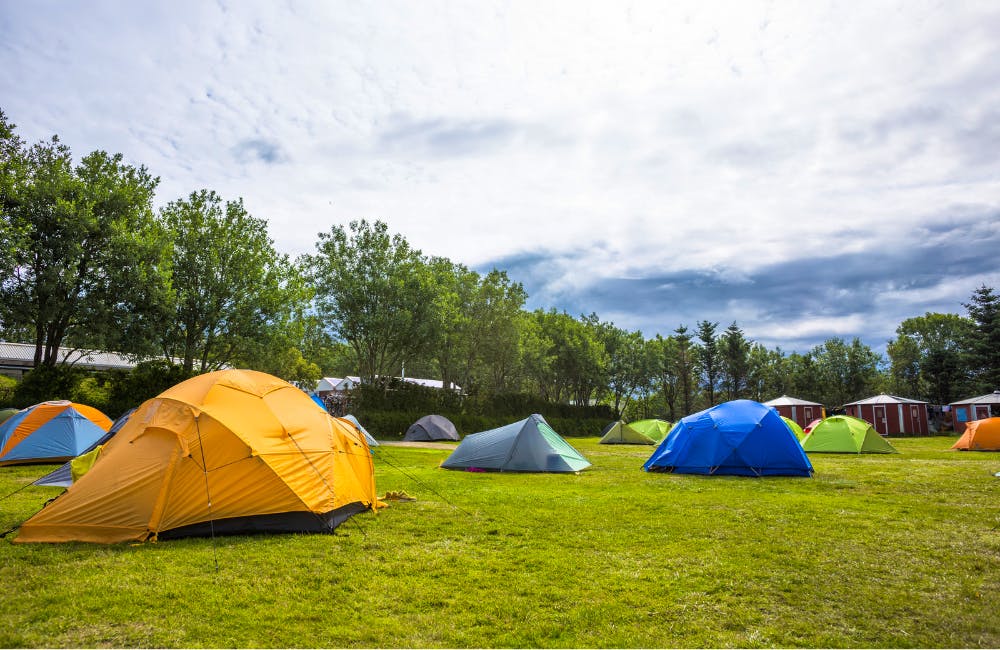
[11,365,86,408]
[354,407,611,440]
[103,360,194,418]
[0,376,16,407]
[350,381,614,439]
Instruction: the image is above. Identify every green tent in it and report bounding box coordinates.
[801,415,898,454]
[628,419,673,442]
[781,416,805,440]
[599,420,656,445]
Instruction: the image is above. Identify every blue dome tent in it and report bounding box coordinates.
[643,400,813,477]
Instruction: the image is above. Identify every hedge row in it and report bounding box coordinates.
[354,409,613,440]
[351,383,615,420]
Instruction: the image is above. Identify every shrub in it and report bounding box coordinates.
[353,407,612,440]
[103,360,194,417]
[70,376,112,412]
[11,365,86,408]
[0,376,16,407]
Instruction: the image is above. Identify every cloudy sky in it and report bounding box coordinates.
[2,0,999,353]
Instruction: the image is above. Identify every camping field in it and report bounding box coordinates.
[1,436,999,648]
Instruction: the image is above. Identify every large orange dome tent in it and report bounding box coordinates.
[14,369,378,543]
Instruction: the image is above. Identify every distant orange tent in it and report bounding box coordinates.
[952,417,1000,451]
[15,370,378,544]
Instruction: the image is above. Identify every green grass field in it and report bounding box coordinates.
[1,436,999,648]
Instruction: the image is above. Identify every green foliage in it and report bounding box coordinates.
[305,219,438,382]
[0,375,16,406]
[350,380,613,439]
[584,315,646,416]
[0,120,165,365]
[963,284,1000,392]
[158,190,301,373]
[103,360,194,417]
[520,309,606,405]
[720,321,750,401]
[69,376,111,412]
[1,438,998,647]
[696,320,720,406]
[11,364,86,407]
[810,337,883,406]
[426,260,527,395]
[888,312,972,403]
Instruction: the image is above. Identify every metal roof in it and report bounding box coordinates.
[950,390,1000,405]
[844,393,928,406]
[763,395,823,407]
[0,341,136,371]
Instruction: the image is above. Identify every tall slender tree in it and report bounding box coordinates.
[963,285,1000,392]
[674,325,697,415]
[720,321,750,401]
[696,320,720,406]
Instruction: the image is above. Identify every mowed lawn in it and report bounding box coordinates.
[1,436,999,648]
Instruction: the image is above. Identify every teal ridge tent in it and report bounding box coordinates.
[441,414,590,473]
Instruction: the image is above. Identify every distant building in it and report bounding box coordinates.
[315,376,360,399]
[0,341,139,380]
[843,394,929,436]
[949,391,1000,434]
[314,375,459,399]
[763,395,824,429]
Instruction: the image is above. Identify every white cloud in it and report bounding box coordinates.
[2,0,999,349]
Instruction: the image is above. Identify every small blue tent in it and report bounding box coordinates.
[33,408,136,487]
[643,399,813,477]
[339,414,379,448]
[441,414,590,473]
[0,402,111,466]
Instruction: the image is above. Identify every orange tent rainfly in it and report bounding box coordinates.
[952,417,1000,451]
[0,401,112,466]
[15,370,378,544]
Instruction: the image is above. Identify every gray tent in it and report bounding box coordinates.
[404,414,459,442]
[340,414,379,447]
[440,414,590,473]
[33,408,136,488]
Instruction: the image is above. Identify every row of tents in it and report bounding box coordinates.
[2,374,998,545]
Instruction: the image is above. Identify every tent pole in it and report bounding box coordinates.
[194,416,219,572]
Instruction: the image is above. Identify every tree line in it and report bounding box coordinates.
[2,109,998,418]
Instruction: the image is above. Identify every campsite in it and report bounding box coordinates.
[2,432,998,648]
[3,2,1000,647]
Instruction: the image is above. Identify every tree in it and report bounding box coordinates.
[783,351,823,404]
[963,285,1000,392]
[305,219,438,383]
[593,319,648,416]
[464,269,527,395]
[886,333,923,398]
[158,190,301,373]
[886,312,971,403]
[427,257,479,391]
[0,119,166,365]
[745,344,786,402]
[519,310,606,405]
[673,325,697,415]
[811,337,882,406]
[652,334,681,421]
[720,321,750,401]
[696,320,720,406]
